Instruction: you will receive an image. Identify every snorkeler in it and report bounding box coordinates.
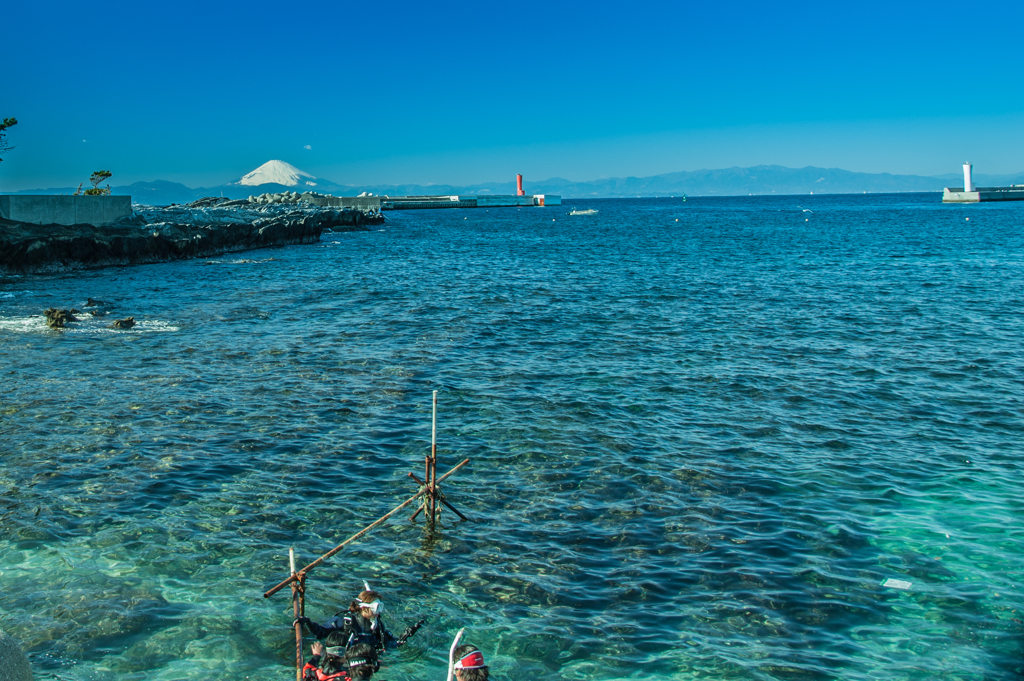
[303,641,379,681]
[452,644,490,681]
[295,582,424,655]
[447,629,490,681]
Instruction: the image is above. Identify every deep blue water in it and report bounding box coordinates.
[1,193,1022,680]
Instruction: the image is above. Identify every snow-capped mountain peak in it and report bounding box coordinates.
[237,160,317,187]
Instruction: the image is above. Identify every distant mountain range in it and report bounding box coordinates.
[6,160,1023,205]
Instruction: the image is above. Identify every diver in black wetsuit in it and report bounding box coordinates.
[296,586,422,655]
[303,642,379,681]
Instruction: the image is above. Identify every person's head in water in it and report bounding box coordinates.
[350,589,384,622]
[453,644,489,681]
[344,643,378,680]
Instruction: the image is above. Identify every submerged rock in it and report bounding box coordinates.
[0,629,32,681]
[111,316,135,330]
[44,308,78,329]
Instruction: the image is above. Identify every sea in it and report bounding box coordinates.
[1,193,1022,680]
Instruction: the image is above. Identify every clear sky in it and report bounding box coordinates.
[2,0,1022,191]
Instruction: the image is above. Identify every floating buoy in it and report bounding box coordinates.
[966,217,969,221]
[675,219,679,222]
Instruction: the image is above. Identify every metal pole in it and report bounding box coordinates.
[264,459,470,599]
[408,472,469,521]
[290,547,302,681]
[265,485,429,599]
[411,454,469,522]
[431,390,438,524]
[299,572,307,661]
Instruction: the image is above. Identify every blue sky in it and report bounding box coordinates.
[2,0,1022,190]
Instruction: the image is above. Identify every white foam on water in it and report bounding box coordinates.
[0,315,48,332]
[134,320,180,333]
[0,292,16,299]
[229,257,275,264]
[0,316,179,334]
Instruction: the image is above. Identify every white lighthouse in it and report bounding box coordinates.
[944,161,1024,202]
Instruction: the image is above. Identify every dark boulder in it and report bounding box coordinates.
[44,308,78,329]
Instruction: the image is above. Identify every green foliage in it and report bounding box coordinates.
[81,170,113,196]
[90,170,112,187]
[0,116,17,163]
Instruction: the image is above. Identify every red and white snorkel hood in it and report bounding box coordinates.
[455,651,487,669]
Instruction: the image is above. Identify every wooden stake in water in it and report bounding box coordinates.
[290,547,302,681]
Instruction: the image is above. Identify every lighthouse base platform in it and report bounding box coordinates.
[943,187,1024,203]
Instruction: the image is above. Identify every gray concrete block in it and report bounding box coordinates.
[0,630,32,681]
[942,189,979,203]
[11,195,77,224]
[75,195,131,225]
[0,195,131,225]
[308,196,382,210]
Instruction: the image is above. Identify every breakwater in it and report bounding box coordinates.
[0,199,383,274]
[271,189,562,210]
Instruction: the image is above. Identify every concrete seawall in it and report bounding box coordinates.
[298,194,561,210]
[0,195,132,225]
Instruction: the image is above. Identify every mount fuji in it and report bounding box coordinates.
[233,160,321,188]
[98,161,349,204]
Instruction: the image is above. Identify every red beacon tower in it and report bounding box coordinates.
[516,174,525,196]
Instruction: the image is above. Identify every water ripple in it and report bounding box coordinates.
[1,194,1023,680]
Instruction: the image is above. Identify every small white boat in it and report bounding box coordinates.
[569,208,598,215]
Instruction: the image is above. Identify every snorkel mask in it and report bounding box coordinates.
[348,657,380,672]
[358,599,384,616]
[357,580,383,616]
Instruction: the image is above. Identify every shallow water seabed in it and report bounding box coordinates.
[1,194,1023,680]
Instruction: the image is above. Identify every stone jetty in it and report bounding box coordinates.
[0,197,383,275]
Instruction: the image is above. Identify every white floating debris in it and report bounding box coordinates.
[882,578,912,590]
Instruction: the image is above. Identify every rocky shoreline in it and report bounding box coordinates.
[0,197,383,275]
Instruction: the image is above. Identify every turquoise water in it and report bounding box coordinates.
[1,194,1022,680]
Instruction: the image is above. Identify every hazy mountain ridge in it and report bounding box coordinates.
[7,165,1024,205]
